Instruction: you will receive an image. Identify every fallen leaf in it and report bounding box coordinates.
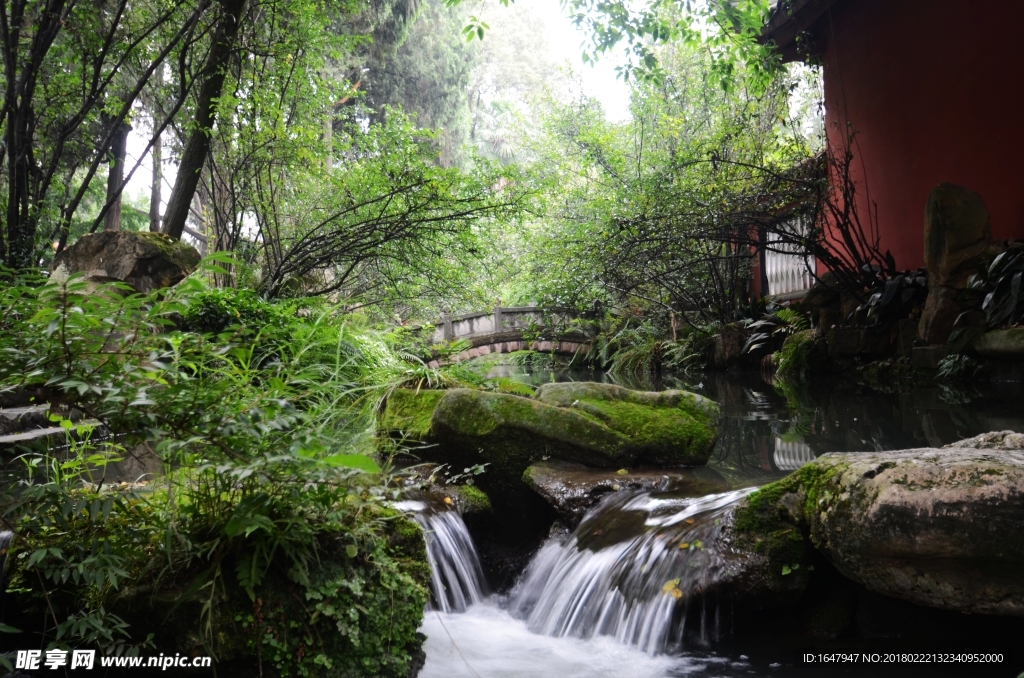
[443,496,453,505]
[616,469,629,475]
[679,542,690,550]
[661,578,681,594]
[670,588,683,599]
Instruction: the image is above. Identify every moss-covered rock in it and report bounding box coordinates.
[775,329,824,381]
[379,388,447,441]
[51,230,201,293]
[532,381,718,466]
[381,384,720,550]
[733,445,1024,616]
[444,484,492,515]
[381,384,718,470]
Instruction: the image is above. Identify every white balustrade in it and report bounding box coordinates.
[765,218,815,296]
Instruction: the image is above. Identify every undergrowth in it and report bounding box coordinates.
[0,262,439,676]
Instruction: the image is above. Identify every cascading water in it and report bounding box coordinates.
[509,488,756,655]
[413,487,763,678]
[395,497,487,612]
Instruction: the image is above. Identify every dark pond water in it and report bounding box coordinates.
[486,365,1024,488]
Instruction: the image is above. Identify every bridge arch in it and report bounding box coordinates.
[426,306,589,367]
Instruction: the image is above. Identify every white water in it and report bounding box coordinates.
[510,488,755,654]
[397,498,488,613]
[403,489,765,676]
[420,602,684,678]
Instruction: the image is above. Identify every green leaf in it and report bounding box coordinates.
[345,544,358,558]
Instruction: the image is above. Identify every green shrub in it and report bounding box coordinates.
[1,268,431,676]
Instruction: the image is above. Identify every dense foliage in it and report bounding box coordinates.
[502,42,821,328]
[0,269,447,675]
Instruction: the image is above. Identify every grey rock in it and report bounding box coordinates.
[973,328,1024,360]
[52,231,200,293]
[806,448,1024,615]
[918,184,992,345]
[944,430,1024,450]
[523,459,729,526]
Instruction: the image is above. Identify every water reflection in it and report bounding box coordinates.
[484,364,1024,486]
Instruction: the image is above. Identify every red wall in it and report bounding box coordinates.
[821,0,1024,271]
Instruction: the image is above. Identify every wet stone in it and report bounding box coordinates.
[523,460,730,527]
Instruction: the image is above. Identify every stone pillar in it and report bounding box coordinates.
[493,305,503,334]
[918,183,991,345]
[442,313,453,341]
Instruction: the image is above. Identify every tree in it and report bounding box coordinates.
[516,41,821,323]
[362,0,477,167]
[0,0,203,267]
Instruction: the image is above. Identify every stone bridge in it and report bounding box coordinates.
[426,306,589,367]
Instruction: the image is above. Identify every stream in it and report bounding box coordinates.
[407,370,1024,677]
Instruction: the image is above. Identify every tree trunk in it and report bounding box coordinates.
[162,0,247,241]
[103,118,131,232]
[149,131,162,232]
[149,67,164,233]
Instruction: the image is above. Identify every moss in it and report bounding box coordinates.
[447,484,492,514]
[379,388,447,441]
[732,461,850,570]
[433,388,631,463]
[567,398,716,466]
[775,329,816,381]
[532,382,719,466]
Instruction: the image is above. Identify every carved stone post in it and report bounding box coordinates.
[493,305,503,334]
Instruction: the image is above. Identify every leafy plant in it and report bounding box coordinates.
[969,244,1024,328]
[937,354,982,381]
[742,306,809,355]
[0,269,432,675]
[851,267,928,325]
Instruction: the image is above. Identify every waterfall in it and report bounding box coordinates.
[510,488,755,655]
[395,498,487,613]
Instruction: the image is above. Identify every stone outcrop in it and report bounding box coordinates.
[532,382,719,466]
[943,430,1024,450]
[735,441,1024,616]
[973,329,1024,360]
[52,231,201,293]
[380,384,719,548]
[918,183,992,344]
[712,322,746,368]
[381,384,719,472]
[522,460,729,525]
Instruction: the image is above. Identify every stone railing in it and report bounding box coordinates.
[765,217,815,297]
[432,306,573,344]
[426,306,586,366]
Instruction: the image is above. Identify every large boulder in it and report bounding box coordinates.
[381,384,719,550]
[532,381,719,466]
[381,384,718,471]
[735,442,1024,616]
[712,322,746,368]
[52,230,201,293]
